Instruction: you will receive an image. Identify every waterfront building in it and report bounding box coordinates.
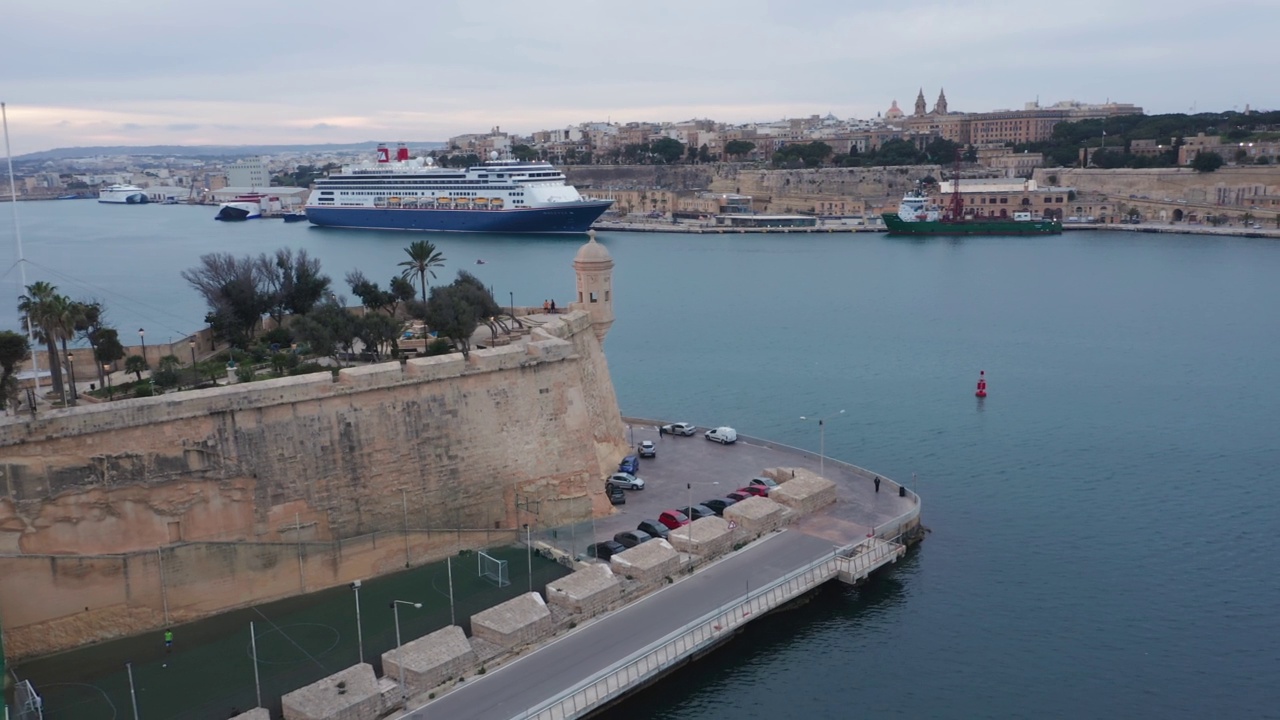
[937,177,1073,220]
[226,156,268,189]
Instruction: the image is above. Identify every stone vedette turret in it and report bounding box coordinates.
[571,230,614,343]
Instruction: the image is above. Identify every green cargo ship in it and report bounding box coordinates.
[882,190,1062,236]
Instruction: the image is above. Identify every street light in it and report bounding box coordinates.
[138,328,146,366]
[799,409,845,478]
[351,580,364,664]
[104,363,113,399]
[391,599,422,699]
[67,353,77,404]
[189,339,197,388]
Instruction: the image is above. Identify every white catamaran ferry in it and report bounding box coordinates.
[98,184,149,204]
[304,145,613,233]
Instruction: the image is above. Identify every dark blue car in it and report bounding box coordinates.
[618,455,640,474]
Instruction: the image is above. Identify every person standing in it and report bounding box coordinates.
[874,476,881,493]
[549,298,556,313]
[165,628,174,653]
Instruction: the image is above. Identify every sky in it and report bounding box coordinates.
[2,0,1277,155]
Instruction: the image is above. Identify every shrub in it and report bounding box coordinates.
[235,364,257,383]
[134,383,154,398]
[425,338,453,357]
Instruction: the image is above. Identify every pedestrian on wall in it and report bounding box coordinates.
[550,299,557,313]
[543,299,549,312]
[874,476,881,493]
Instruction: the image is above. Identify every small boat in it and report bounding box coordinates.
[215,202,262,221]
[282,212,308,223]
[56,194,80,200]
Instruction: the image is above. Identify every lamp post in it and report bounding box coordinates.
[351,580,364,664]
[67,353,77,404]
[188,339,197,388]
[524,523,532,593]
[509,291,514,318]
[800,409,845,479]
[138,328,146,366]
[391,599,422,699]
[104,362,113,400]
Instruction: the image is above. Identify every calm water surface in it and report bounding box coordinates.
[4,201,1279,718]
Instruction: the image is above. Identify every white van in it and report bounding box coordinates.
[705,427,738,444]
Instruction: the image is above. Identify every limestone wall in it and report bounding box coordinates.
[0,310,628,659]
[1032,166,1280,207]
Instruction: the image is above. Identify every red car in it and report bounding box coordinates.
[736,485,769,498]
[726,491,754,503]
[658,510,690,530]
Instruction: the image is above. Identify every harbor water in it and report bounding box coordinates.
[3,202,1279,718]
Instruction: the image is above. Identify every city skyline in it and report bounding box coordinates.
[2,0,1275,155]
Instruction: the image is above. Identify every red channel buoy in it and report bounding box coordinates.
[975,370,987,398]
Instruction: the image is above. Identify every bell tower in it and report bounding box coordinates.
[935,88,948,115]
[914,88,927,117]
[572,230,614,343]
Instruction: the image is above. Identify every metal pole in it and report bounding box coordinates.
[296,512,304,591]
[156,548,169,624]
[818,419,825,478]
[447,557,455,626]
[250,621,262,709]
[126,661,140,720]
[3,102,40,404]
[393,603,403,694]
[525,523,533,593]
[353,581,364,664]
[402,488,410,567]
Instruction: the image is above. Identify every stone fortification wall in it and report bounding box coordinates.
[0,310,628,659]
[1032,166,1280,206]
[566,165,714,192]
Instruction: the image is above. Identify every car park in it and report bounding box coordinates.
[658,510,690,529]
[618,455,640,474]
[638,440,656,458]
[749,476,781,493]
[607,472,645,490]
[587,540,626,561]
[606,483,626,505]
[637,519,670,541]
[680,504,716,521]
[613,530,653,549]
[661,422,697,436]
[736,485,769,498]
[704,426,738,444]
[701,497,738,516]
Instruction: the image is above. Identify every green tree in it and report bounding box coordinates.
[398,240,447,304]
[259,248,331,324]
[94,328,125,373]
[724,140,755,159]
[1192,151,1224,172]
[355,313,403,361]
[17,281,66,396]
[388,276,417,315]
[124,354,148,383]
[182,253,271,346]
[292,299,358,368]
[511,144,539,161]
[650,137,685,165]
[153,354,182,389]
[0,330,30,412]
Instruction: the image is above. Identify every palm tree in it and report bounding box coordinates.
[124,354,148,383]
[398,240,446,304]
[17,281,66,396]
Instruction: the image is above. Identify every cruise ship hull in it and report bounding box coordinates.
[304,202,613,234]
[882,213,1062,236]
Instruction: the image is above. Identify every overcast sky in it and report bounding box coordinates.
[2,0,1276,154]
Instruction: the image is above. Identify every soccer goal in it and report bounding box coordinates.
[478,550,510,588]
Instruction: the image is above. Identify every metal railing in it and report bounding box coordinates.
[515,533,904,720]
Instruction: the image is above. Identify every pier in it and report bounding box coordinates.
[400,422,921,720]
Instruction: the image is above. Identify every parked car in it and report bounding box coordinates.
[749,476,781,493]
[658,510,690,530]
[637,519,670,541]
[606,483,626,505]
[613,530,653,549]
[607,472,645,490]
[705,426,737,444]
[637,440,656,458]
[736,485,769,498]
[680,504,716,521]
[726,490,754,503]
[661,422,697,436]
[587,540,626,561]
[701,497,738,516]
[618,455,640,474]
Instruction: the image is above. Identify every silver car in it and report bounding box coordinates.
[607,472,645,490]
[661,422,697,436]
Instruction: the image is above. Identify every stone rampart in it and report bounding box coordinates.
[0,310,627,659]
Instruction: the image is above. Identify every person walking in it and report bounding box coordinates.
[164,628,174,653]
[874,476,881,493]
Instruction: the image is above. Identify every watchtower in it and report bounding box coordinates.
[572,230,614,343]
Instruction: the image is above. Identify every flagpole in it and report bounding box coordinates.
[2,102,40,405]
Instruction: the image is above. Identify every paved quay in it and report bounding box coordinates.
[401,421,920,720]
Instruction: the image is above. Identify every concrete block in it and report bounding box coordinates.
[610,539,679,588]
[470,592,552,649]
[281,663,382,720]
[771,470,837,515]
[725,496,786,537]
[381,625,477,696]
[546,563,623,616]
[229,710,270,720]
[669,516,732,559]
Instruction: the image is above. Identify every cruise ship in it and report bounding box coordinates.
[304,145,613,233]
[98,184,149,204]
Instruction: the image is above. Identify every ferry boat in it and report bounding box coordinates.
[98,184,149,204]
[882,186,1061,236]
[304,145,613,233]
